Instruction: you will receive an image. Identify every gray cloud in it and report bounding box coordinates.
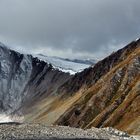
[0,0,140,59]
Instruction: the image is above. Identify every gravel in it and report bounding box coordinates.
[0,123,138,140]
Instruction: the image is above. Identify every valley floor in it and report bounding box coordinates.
[0,123,139,140]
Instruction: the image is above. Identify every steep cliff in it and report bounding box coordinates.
[0,43,71,116]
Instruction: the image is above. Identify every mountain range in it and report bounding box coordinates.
[32,54,96,74]
[0,39,139,136]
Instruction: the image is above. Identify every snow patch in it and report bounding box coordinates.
[32,54,92,75]
[0,114,12,123]
[0,114,23,123]
[135,38,140,41]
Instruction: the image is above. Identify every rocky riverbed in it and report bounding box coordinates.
[0,123,139,140]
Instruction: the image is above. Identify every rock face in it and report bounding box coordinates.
[56,39,140,135]
[0,43,71,115]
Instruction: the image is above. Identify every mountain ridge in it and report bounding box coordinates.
[22,39,140,136]
[0,39,139,136]
[56,39,140,96]
[0,43,72,115]
[56,39,140,135]
[33,54,96,74]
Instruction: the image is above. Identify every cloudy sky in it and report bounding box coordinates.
[0,0,140,59]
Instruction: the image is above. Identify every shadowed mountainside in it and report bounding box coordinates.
[0,43,72,115]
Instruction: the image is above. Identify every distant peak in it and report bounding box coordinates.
[0,42,5,47]
[135,38,140,41]
[0,42,9,50]
[37,53,47,57]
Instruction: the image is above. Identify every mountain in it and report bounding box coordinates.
[56,39,140,135]
[33,54,96,74]
[19,39,140,135]
[0,42,72,116]
[0,39,140,136]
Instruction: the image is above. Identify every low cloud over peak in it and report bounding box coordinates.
[0,0,140,59]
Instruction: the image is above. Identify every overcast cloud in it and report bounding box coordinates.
[0,0,140,59]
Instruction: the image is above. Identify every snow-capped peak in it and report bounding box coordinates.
[32,54,96,75]
[135,38,140,41]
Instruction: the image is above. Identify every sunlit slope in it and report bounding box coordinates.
[56,41,140,135]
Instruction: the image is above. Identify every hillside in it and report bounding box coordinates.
[0,39,139,137]
[22,39,140,136]
[56,39,140,135]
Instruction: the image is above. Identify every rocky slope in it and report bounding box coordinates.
[56,39,140,135]
[0,39,140,138]
[20,39,140,136]
[57,40,139,96]
[0,43,72,116]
